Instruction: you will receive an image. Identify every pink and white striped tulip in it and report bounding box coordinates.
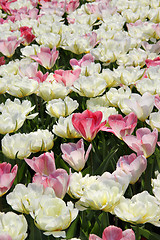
[72,110,107,142]
[103,112,137,140]
[30,46,59,69]
[24,151,56,176]
[61,139,92,171]
[123,128,158,158]
[0,162,18,196]
[33,170,70,199]
[89,225,135,240]
[116,153,147,184]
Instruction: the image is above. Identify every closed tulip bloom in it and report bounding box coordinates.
[24,151,56,175]
[116,153,147,184]
[89,225,135,240]
[123,128,158,158]
[30,46,59,69]
[72,110,107,142]
[103,112,137,140]
[0,162,18,196]
[61,139,92,171]
[0,36,22,57]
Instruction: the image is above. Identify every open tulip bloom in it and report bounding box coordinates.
[103,112,137,139]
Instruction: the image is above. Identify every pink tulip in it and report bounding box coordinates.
[19,26,35,45]
[0,36,22,57]
[116,153,147,184]
[19,62,49,83]
[64,0,80,14]
[33,170,70,199]
[61,138,92,171]
[70,53,95,67]
[30,46,59,69]
[72,110,107,142]
[0,162,18,197]
[53,68,81,87]
[25,151,70,198]
[0,234,12,240]
[24,151,56,175]
[103,112,137,140]
[145,57,160,68]
[89,225,135,240]
[123,128,158,158]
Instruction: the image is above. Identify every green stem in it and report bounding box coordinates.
[136,224,140,240]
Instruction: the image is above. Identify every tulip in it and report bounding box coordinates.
[116,153,147,184]
[103,112,137,140]
[19,26,35,46]
[24,151,56,176]
[25,151,70,199]
[33,196,78,238]
[70,53,95,68]
[0,212,28,240]
[123,92,155,121]
[33,170,70,199]
[0,162,18,196]
[61,139,92,171]
[89,225,135,240]
[0,36,22,57]
[123,128,158,158]
[72,110,107,142]
[30,46,59,69]
[53,68,81,87]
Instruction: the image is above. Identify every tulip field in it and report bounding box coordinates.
[1,0,160,239]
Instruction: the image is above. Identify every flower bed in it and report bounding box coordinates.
[0,0,160,239]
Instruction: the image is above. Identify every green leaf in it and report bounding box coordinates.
[139,227,160,240]
[66,215,79,239]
